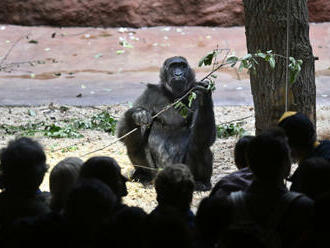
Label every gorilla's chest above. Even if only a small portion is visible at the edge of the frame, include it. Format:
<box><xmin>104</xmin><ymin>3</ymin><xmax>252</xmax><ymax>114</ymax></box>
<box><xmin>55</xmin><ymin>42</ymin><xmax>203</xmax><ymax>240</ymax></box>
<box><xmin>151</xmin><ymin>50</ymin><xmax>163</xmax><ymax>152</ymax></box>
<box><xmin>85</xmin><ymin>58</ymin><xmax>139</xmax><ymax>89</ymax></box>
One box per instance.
<box><xmin>147</xmin><ymin>112</ymin><xmax>192</xmax><ymax>166</ymax></box>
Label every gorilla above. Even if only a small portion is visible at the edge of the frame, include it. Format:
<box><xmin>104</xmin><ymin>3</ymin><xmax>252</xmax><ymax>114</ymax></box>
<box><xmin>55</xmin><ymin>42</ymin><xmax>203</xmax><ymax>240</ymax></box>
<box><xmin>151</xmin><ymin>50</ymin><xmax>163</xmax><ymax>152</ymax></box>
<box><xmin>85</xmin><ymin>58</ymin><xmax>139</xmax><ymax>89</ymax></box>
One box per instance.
<box><xmin>117</xmin><ymin>56</ymin><xmax>216</xmax><ymax>190</ymax></box>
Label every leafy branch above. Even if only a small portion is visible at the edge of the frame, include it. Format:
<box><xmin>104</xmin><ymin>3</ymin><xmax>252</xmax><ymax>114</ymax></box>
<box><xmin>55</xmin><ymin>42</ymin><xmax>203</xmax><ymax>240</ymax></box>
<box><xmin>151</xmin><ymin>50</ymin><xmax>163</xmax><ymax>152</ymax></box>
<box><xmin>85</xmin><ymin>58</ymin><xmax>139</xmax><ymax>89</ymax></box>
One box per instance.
<box><xmin>0</xmin><ymin>111</ymin><xmax>117</xmax><ymax>139</ymax></box>
<box><xmin>199</xmin><ymin>49</ymin><xmax>303</xmax><ymax>85</ymax></box>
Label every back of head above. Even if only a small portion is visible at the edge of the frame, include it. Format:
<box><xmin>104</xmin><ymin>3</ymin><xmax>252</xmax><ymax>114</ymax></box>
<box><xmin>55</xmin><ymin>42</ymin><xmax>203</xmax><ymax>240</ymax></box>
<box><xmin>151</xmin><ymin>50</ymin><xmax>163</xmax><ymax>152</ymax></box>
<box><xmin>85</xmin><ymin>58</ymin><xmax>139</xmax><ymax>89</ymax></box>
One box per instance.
<box><xmin>79</xmin><ymin>156</ymin><xmax>128</xmax><ymax>198</ymax></box>
<box><xmin>246</xmin><ymin>128</ymin><xmax>291</xmax><ymax>183</ymax></box>
<box><xmin>278</xmin><ymin>112</ymin><xmax>316</xmax><ymax>160</ymax></box>
<box><xmin>0</xmin><ymin>137</ymin><xmax>47</xmax><ymax>193</ymax></box>
<box><xmin>49</xmin><ymin>157</ymin><xmax>83</xmax><ymax>212</ymax></box>
<box><xmin>155</xmin><ymin>163</ymin><xmax>194</xmax><ymax>211</ymax></box>
<box><xmin>64</xmin><ymin>178</ymin><xmax>117</xmax><ymax>228</ymax></box>
<box><xmin>234</xmin><ymin>135</ymin><xmax>254</xmax><ymax>169</ymax></box>
<box><xmin>300</xmin><ymin>157</ymin><xmax>330</xmax><ymax>200</ymax></box>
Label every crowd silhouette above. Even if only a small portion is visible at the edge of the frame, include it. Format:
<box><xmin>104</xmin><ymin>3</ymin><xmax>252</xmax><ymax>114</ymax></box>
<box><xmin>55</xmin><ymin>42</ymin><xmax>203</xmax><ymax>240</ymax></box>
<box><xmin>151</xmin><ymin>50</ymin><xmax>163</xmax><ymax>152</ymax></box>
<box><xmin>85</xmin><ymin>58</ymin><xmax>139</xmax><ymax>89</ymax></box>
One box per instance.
<box><xmin>0</xmin><ymin>112</ymin><xmax>329</xmax><ymax>248</ymax></box>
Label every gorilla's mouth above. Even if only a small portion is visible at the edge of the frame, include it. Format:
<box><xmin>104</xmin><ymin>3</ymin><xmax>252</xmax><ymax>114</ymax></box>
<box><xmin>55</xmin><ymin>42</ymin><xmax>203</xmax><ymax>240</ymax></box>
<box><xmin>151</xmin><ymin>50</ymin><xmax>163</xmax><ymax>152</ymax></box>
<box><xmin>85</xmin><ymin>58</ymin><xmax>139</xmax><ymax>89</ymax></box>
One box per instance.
<box><xmin>171</xmin><ymin>78</ymin><xmax>188</xmax><ymax>97</ymax></box>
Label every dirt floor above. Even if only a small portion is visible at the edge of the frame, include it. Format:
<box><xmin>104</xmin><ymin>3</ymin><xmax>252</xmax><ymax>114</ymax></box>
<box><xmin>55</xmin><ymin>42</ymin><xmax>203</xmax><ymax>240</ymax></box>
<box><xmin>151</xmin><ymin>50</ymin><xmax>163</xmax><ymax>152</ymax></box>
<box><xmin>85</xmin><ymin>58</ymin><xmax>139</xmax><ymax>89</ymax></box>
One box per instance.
<box><xmin>1</xmin><ymin>104</ymin><xmax>330</xmax><ymax>213</ymax></box>
<box><xmin>0</xmin><ymin>23</ymin><xmax>329</xmax><ymax>106</ymax></box>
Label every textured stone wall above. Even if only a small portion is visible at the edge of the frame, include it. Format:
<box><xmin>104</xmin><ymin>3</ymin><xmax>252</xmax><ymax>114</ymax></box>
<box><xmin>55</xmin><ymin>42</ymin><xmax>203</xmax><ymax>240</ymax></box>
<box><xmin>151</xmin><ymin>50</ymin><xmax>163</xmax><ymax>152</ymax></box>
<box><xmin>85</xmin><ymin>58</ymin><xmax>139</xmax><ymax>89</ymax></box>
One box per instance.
<box><xmin>0</xmin><ymin>0</ymin><xmax>328</xmax><ymax>27</ymax></box>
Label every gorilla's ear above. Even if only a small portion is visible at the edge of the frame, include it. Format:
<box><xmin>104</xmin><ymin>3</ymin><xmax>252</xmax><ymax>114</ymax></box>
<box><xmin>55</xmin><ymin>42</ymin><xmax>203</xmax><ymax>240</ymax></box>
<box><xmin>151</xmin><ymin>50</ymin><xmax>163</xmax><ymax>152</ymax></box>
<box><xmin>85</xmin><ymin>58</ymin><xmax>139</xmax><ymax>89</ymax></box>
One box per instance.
<box><xmin>159</xmin><ymin>61</ymin><xmax>168</xmax><ymax>83</ymax></box>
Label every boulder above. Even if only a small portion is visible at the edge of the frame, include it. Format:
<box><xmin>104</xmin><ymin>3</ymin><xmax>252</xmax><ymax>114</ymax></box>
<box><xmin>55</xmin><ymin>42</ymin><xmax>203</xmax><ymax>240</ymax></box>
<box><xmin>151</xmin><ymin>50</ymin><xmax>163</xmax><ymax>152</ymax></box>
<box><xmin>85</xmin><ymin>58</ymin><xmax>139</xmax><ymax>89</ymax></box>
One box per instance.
<box><xmin>0</xmin><ymin>0</ymin><xmax>328</xmax><ymax>27</ymax></box>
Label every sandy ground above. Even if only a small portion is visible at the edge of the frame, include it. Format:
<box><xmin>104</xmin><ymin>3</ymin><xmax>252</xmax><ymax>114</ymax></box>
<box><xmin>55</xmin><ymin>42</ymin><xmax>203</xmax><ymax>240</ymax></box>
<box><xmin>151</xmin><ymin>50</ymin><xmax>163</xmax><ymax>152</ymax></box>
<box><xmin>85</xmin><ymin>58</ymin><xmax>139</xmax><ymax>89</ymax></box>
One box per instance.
<box><xmin>1</xmin><ymin>104</ymin><xmax>330</xmax><ymax>213</ymax></box>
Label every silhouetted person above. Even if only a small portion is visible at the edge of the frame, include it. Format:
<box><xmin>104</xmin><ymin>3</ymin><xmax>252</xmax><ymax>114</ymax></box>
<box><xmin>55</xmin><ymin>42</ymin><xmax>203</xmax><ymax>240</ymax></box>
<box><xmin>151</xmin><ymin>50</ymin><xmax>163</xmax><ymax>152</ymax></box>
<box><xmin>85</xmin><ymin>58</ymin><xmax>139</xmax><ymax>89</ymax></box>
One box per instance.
<box><xmin>314</xmin><ymin>192</ymin><xmax>330</xmax><ymax>248</ymax></box>
<box><xmin>49</xmin><ymin>157</ymin><xmax>83</xmax><ymax>213</ymax></box>
<box><xmin>299</xmin><ymin>157</ymin><xmax>330</xmax><ymax>200</ymax></box>
<box><xmin>145</xmin><ymin>206</ymin><xmax>193</xmax><ymax>248</ymax></box>
<box><xmin>79</xmin><ymin>156</ymin><xmax>128</xmax><ymax>200</ymax></box>
<box><xmin>278</xmin><ymin>111</ymin><xmax>330</xmax><ymax>191</ymax></box>
<box><xmin>223</xmin><ymin>128</ymin><xmax>314</xmax><ymax>248</ymax></box>
<box><xmin>195</xmin><ymin>195</ymin><xmax>232</xmax><ymax>248</ymax></box>
<box><xmin>109</xmin><ymin>206</ymin><xmax>147</xmax><ymax>248</ymax></box>
<box><xmin>0</xmin><ymin>137</ymin><xmax>50</xmax><ymax>234</ymax></box>
<box><xmin>210</xmin><ymin>135</ymin><xmax>254</xmax><ymax>198</ymax></box>
<box><xmin>63</xmin><ymin>178</ymin><xmax>118</xmax><ymax>247</ymax></box>
<box><xmin>152</xmin><ymin>163</ymin><xmax>195</xmax><ymax>228</ymax></box>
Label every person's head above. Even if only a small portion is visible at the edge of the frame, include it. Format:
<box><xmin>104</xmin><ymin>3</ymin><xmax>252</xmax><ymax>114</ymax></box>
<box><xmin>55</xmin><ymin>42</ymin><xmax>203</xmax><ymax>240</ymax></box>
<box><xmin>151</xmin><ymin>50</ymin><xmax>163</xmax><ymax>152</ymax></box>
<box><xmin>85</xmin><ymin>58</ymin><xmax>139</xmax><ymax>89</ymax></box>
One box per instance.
<box><xmin>0</xmin><ymin>137</ymin><xmax>48</xmax><ymax>193</ymax></box>
<box><xmin>300</xmin><ymin>157</ymin><xmax>330</xmax><ymax>200</ymax></box>
<box><xmin>278</xmin><ymin>112</ymin><xmax>316</xmax><ymax>162</ymax></box>
<box><xmin>145</xmin><ymin>206</ymin><xmax>193</xmax><ymax>248</ymax></box>
<box><xmin>246</xmin><ymin>128</ymin><xmax>291</xmax><ymax>184</ymax></box>
<box><xmin>155</xmin><ymin>164</ymin><xmax>194</xmax><ymax>211</ymax></box>
<box><xmin>79</xmin><ymin>156</ymin><xmax>128</xmax><ymax>199</ymax></box>
<box><xmin>64</xmin><ymin>178</ymin><xmax>117</xmax><ymax>235</ymax></box>
<box><xmin>234</xmin><ymin>135</ymin><xmax>254</xmax><ymax>169</ymax></box>
<box><xmin>49</xmin><ymin>157</ymin><xmax>83</xmax><ymax>212</ymax></box>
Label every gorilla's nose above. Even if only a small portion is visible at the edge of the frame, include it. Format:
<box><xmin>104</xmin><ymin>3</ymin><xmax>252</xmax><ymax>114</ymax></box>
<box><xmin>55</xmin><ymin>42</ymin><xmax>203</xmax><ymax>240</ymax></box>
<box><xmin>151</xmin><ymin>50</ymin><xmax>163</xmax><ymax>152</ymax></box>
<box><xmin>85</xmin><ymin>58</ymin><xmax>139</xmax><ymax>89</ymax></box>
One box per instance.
<box><xmin>174</xmin><ymin>69</ymin><xmax>183</xmax><ymax>77</ymax></box>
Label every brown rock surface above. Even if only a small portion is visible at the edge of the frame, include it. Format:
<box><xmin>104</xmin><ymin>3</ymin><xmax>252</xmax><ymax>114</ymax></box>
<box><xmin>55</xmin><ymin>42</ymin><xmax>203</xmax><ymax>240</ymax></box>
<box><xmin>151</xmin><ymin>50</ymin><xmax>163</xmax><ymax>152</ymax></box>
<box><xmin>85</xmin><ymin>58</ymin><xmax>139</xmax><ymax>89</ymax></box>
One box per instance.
<box><xmin>1</xmin><ymin>0</ymin><xmax>329</xmax><ymax>28</ymax></box>
<box><xmin>308</xmin><ymin>0</ymin><xmax>330</xmax><ymax>23</ymax></box>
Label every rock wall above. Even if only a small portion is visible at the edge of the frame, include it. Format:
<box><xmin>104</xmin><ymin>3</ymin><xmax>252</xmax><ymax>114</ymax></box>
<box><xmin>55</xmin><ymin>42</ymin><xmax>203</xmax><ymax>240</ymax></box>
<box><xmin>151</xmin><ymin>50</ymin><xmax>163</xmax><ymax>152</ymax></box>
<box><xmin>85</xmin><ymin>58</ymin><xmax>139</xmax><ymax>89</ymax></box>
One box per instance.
<box><xmin>0</xmin><ymin>0</ymin><xmax>328</xmax><ymax>27</ymax></box>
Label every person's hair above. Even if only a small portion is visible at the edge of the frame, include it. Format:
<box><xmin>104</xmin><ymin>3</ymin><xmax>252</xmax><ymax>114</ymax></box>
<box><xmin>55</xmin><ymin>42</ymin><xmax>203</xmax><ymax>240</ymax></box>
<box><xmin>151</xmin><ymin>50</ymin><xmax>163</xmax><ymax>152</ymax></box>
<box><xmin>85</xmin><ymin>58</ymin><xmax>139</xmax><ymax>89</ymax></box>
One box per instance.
<box><xmin>234</xmin><ymin>135</ymin><xmax>254</xmax><ymax>169</ymax></box>
<box><xmin>79</xmin><ymin>156</ymin><xmax>128</xmax><ymax>198</ymax></box>
<box><xmin>155</xmin><ymin>164</ymin><xmax>195</xmax><ymax>211</ymax></box>
<box><xmin>300</xmin><ymin>157</ymin><xmax>330</xmax><ymax>200</ymax></box>
<box><xmin>64</xmin><ymin>178</ymin><xmax>117</xmax><ymax>226</ymax></box>
<box><xmin>49</xmin><ymin>157</ymin><xmax>83</xmax><ymax>212</ymax></box>
<box><xmin>278</xmin><ymin>112</ymin><xmax>316</xmax><ymax>159</ymax></box>
<box><xmin>0</xmin><ymin>137</ymin><xmax>48</xmax><ymax>192</ymax></box>
<box><xmin>246</xmin><ymin>128</ymin><xmax>291</xmax><ymax>182</ymax></box>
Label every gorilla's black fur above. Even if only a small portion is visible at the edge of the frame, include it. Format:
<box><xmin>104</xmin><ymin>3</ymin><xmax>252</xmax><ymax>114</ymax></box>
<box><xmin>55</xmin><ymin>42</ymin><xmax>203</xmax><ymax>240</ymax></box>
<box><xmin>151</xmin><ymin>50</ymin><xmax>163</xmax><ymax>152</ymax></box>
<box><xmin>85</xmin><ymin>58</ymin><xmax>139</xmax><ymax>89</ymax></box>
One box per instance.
<box><xmin>117</xmin><ymin>56</ymin><xmax>216</xmax><ymax>190</ymax></box>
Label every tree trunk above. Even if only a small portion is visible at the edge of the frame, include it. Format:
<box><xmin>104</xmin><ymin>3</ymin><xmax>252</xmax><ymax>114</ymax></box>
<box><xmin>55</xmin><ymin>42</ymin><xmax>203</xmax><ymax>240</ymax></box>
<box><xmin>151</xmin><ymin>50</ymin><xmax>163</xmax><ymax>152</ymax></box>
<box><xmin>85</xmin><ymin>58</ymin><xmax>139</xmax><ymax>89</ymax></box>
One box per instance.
<box><xmin>243</xmin><ymin>0</ymin><xmax>316</xmax><ymax>134</ymax></box>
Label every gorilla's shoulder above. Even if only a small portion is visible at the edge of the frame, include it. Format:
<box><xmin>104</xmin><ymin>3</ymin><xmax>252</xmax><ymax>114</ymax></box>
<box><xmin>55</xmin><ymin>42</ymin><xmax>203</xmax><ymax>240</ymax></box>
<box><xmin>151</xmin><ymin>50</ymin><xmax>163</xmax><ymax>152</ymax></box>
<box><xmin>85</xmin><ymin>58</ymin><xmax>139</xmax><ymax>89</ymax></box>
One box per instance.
<box><xmin>142</xmin><ymin>84</ymin><xmax>164</xmax><ymax>97</ymax></box>
<box><xmin>146</xmin><ymin>83</ymin><xmax>162</xmax><ymax>92</ymax></box>
<box><xmin>136</xmin><ymin>83</ymin><xmax>170</xmax><ymax>106</ymax></box>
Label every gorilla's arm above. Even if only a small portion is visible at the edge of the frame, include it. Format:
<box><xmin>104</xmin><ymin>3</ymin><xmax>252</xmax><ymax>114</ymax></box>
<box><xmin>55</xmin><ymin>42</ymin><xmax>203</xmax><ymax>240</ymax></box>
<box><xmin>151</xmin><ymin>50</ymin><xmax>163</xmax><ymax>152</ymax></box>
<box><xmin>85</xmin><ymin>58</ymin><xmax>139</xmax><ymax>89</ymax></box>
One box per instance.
<box><xmin>189</xmin><ymin>85</ymin><xmax>216</xmax><ymax>148</ymax></box>
<box><xmin>116</xmin><ymin>87</ymin><xmax>156</xmax><ymax>167</ymax></box>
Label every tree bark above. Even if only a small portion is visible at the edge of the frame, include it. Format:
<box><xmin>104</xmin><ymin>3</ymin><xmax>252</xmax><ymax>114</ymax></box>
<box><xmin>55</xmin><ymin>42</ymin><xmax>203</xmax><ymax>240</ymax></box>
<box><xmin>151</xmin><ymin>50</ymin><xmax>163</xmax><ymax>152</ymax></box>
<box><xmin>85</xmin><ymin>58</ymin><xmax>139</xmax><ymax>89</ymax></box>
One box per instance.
<box><xmin>243</xmin><ymin>0</ymin><xmax>316</xmax><ymax>134</ymax></box>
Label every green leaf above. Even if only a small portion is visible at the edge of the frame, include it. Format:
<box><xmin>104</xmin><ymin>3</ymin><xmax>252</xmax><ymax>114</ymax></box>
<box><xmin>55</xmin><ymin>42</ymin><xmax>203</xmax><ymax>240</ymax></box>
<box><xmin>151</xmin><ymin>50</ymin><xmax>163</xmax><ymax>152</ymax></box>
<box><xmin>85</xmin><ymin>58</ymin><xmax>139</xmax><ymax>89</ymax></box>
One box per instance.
<box><xmin>226</xmin><ymin>55</ymin><xmax>239</xmax><ymax>67</ymax></box>
<box><xmin>242</xmin><ymin>54</ymin><xmax>252</xmax><ymax>60</ymax></box>
<box><xmin>199</xmin><ymin>51</ymin><xmax>216</xmax><ymax>67</ymax></box>
<box><xmin>116</xmin><ymin>50</ymin><xmax>125</xmax><ymax>55</ymax></box>
<box><xmin>175</xmin><ymin>102</ymin><xmax>189</xmax><ymax>118</ymax></box>
<box><xmin>28</xmin><ymin>109</ymin><xmax>36</xmax><ymax>117</ymax></box>
<box><xmin>216</xmin><ymin>123</ymin><xmax>246</xmax><ymax>139</ymax></box>
<box><xmin>268</xmin><ymin>56</ymin><xmax>276</xmax><ymax>69</ymax></box>
<box><xmin>120</xmin><ymin>40</ymin><xmax>134</xmax><ymax>48</ymax></box>
<box><xmin>188</xmin><ymin>92</ymin><xmax>197</xmax><ymax>108</ymax></box>
<box><xmin>256</xmin><ymin>52</ymin><xmax>266</xmax><ymax>59</ymax></box>
<box><xmin>28</xmin><ymin>40</ymin><xmax>38</xmax><ymax>44</ymax></box>
<box><xmin>94</xmin><ymin>53</ymin><xmax>103</xmax><ymax>59</ymax></box>
<box><xmin>238</xmin><ymin>62</ymin><xmax>245</xmax><ymax>72</ymax></box>
<box><xmin>207</xmin><ymin>81</ymin><xmax>216</xmax><ymax>91</ymax></box>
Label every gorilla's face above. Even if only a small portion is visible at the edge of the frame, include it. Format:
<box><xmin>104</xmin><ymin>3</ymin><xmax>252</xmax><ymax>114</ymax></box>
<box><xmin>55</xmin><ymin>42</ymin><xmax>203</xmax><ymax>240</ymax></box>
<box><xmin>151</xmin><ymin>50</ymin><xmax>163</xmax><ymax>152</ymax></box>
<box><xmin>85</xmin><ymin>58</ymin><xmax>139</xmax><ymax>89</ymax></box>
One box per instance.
<box><xmin>160</xmin><ymin>56</ymin><xmax>195</xmax><ymax>98</ymax></box>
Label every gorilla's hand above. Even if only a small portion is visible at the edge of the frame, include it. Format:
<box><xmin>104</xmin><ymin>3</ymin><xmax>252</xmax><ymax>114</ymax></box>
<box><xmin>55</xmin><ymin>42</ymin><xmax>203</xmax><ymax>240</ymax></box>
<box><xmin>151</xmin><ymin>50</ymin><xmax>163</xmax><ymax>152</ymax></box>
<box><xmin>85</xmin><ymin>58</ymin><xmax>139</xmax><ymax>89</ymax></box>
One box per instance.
<box><xmin>132</xmin><ymin>108</ymin><xmax>153</xmax><ymax>126</ymax></box>
<box><xmin>193</xmin><ymin>81</ymin><xmax>212</xmax><ymax>106</ymax></box>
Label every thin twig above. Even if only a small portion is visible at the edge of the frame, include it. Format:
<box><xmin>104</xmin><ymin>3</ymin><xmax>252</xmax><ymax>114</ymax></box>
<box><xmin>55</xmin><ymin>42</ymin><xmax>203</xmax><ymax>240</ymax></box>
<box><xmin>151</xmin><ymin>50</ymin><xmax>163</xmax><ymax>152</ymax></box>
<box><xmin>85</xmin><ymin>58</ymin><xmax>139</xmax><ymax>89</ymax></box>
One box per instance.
<box><xmin>218</xmin><ymin>115</ymin><xmax>253</xmax><ymax>125</ymax></box>
<box><xmin>0</xmin><ymin>34</ymin><xmax>28</xmax><ymax>66</ymax></box>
